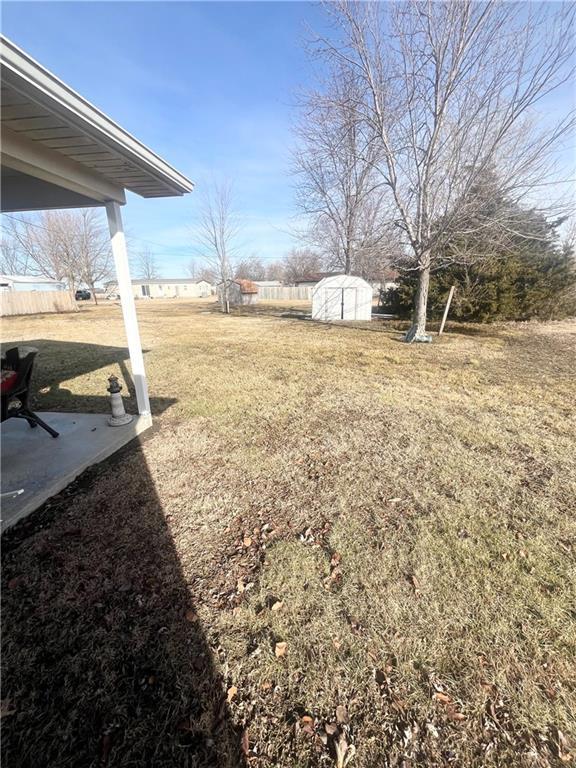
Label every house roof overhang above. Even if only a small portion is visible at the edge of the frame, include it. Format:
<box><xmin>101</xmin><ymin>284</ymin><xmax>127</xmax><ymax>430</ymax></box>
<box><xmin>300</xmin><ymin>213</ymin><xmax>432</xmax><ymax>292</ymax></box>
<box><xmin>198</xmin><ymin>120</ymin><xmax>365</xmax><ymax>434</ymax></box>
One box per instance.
<box><xmin>1</xmin><ymin>35</ymin><xmax>194</xmax><ymax>212</ymax></box>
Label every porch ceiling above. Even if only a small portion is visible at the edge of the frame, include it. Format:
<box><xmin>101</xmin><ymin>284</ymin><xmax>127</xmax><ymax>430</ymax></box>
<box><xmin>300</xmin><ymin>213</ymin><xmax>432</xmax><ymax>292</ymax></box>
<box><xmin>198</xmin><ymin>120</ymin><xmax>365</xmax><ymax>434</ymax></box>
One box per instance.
<box><xmin>1</xmin><ymin>35</ymin><xmax>194</xmax><ymax>212</ymax></box>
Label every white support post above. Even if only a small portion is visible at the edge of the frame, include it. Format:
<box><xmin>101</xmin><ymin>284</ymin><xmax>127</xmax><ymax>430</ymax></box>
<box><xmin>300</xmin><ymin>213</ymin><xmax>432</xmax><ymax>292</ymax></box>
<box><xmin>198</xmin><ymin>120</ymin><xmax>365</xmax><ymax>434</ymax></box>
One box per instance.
<box><xmin>106</xmin><ymin>201</ymin><xmax>151</xmax><ymax>419</ymax></box>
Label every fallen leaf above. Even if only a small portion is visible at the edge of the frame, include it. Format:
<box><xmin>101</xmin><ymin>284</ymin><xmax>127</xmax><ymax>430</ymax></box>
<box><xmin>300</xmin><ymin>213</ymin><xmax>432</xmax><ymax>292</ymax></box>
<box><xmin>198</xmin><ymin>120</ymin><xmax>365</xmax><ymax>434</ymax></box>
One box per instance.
<box><xmin>300</xmin><ymin>714</ymin><xmax>315</xmax><ymax>735</ymax></box>
<box><xmin>434</xmin><ymin>691</ymin><xmax>452</xmax><ymax>704</ymax></box>
<box><xmin>330</xmin><ymin>552</ymin><xmax>342</xmax><ymax>568</ymax></box>
<box><xmin>261</xmin><ymin>680</ymin><xmax>273</xmax><ymax>690</ymax></box>
<box><xmin>185</xmin><ymin>609</ymin><xmax>197</xmax><ymax>623</ymax></box>
<box><xmin>243</xmin><ymin>536</ymin><xmax>252</xmax><ymax>548</ymax></box>
<box><xmin>227</xmin><ymin>685</ymin><xmax>238</xmax><ymax>703</ymax></box>
<box><xmin>271</xmin><ymin>600</ymin><xmax>284</xmax><ymax>612</ymax></box>
<box><xmin>336</xmin><ymin>705</ymin><xmax>348</xmax><ymax>724</ymax></box>
<box><xmin>275</xmin><ymin>641</ymin><xmax>287</xmax><ymax>658</ymax></box>
<box><xmin>480</xmin><ymin>679</ymin><xmax>497</xmax><ymax>697</ymax></box>
<box><xmin>236</xmin><ymin>578</ymin><xmax>245</xmax><ymax>594</ymax></box>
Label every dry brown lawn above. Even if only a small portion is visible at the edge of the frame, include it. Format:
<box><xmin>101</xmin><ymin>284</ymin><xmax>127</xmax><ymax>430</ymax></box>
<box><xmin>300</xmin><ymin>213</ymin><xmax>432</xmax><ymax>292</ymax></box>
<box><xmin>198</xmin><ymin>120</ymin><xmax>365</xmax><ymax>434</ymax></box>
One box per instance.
<box><xmin>2</xmin><ymin>299</ymin><xmax>575</xmax><ymax>767</ymax></box>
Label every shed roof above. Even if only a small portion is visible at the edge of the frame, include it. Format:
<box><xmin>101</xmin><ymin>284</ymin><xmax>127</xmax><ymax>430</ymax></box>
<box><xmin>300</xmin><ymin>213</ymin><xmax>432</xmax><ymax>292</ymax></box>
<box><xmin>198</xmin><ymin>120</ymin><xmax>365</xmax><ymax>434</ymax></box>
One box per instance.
<box><xmin>217</xmin><ymin>279</ymin><xmax>259</xmax><ymax>294</ymax></box>
<box><xmin>314</xmin><ymin>274</ymin><xmax>373</xmax><ymax>291</ymax></box>
<box><xmin>1</xmin><ymin>36</ymin><xmax>194</xmax><ymax>206</ymax></box>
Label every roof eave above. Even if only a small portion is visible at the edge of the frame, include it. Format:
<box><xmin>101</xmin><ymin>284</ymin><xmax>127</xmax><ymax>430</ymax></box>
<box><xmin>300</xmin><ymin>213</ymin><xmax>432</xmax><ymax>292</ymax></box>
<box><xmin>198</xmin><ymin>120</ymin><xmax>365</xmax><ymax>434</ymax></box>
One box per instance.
<box><xmin>0</xmin><ymin>36</ymin><xmax>194</xmax><ymax>198</ymax></box>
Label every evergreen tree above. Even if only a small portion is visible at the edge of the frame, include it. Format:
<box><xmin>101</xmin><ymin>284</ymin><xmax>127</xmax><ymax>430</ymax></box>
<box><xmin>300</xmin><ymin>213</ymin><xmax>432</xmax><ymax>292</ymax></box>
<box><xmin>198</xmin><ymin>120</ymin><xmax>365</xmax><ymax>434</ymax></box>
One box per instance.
<box><xmin>383</xmin><ymin>178</ymin><xmax>576</xmax><ymax>323</ymax></box>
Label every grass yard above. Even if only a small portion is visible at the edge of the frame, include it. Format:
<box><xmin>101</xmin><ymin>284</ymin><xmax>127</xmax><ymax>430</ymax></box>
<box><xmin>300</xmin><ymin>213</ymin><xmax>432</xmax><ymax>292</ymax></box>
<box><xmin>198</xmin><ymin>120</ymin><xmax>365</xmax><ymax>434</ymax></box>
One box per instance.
<box><xmin>2</xmin><ymin>299</ymin><xmax>575</xmax><ymax>767</ymax></box>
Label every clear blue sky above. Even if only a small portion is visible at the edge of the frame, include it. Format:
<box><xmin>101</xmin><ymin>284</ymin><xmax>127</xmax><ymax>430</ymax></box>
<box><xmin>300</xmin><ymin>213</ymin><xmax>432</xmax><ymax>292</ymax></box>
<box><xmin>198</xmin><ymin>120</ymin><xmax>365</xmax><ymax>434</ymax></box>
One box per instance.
<box><xmin>2</xmin><ymin>1</ymin><xmax>328</xmax><ymax>276</ymax></box>
<box><xmin>2</xmin><ymin>2</ymin><xmax>573</xmax><ymax>277</ymax></box>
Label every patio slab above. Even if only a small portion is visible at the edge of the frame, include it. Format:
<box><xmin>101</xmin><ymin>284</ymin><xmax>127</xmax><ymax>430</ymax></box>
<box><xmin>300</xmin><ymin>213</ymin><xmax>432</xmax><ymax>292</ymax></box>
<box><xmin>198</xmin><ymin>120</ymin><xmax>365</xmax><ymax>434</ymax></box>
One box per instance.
<box><xmin>1</xmin><ymin>411</ymin><xmax>151</xmax><ymax>532</ymax></box>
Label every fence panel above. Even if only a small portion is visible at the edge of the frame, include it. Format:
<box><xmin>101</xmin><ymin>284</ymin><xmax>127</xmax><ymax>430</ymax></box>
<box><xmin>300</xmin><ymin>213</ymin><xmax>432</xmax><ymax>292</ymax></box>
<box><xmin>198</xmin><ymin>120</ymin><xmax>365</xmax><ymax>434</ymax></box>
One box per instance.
<box><xmin>0</xmin><ymin>290</ymin><xmax>77</xmax><ymax>317</ymax></box>
<box><xmin>257</xmin><ymin>286</ymin><xmax>312</xmax><ymax>301</ymax></box>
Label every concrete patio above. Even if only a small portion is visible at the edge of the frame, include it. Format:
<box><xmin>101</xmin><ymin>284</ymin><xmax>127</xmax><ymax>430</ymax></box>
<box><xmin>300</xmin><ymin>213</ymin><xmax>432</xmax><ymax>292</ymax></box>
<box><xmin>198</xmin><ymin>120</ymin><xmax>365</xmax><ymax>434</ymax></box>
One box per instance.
<box><xmin>1</xmin><ymin>411</ymin><xmax>151</xmax><ymax>532</ymax></box>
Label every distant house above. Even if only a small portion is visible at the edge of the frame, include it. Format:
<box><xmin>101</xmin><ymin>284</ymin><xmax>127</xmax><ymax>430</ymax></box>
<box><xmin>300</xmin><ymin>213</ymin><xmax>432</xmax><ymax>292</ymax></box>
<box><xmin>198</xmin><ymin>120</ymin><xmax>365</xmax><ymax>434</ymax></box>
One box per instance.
<box><xmin>105</xmin><ymin>278</ymin><xmax>212</xmax><ymax>299</ymax></box>
<box><xmin>253</xmin><ymin>280</ymin><xmax>283</xmax><ymax>288</ymax></box>
<box><xmin>217</xmin><ymin>279</ymin><xmax>258</xmax><ymax>306</ymax></box>
<box><xmin>0</xmin><ymin>274</ymin><xmax>66</xmax><ymax>292</ymax></box>
<box><xmin>293</xmin><ymin>272</ymin><xmax>340</xmax><ymax>288</ymax></box>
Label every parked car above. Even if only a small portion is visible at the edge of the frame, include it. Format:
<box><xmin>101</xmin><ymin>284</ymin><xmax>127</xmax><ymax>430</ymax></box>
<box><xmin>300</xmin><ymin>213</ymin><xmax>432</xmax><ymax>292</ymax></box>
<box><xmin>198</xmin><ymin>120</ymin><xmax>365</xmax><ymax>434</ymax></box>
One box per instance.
<box><xmin>106</xmin><ymin>292</ymin><xmax>121</xmax><ymax>301</ymax></box>
<box><xmin>75</xmin><ymin>289</ymin><xmax>91</xmax><ymax>301</ymax></box>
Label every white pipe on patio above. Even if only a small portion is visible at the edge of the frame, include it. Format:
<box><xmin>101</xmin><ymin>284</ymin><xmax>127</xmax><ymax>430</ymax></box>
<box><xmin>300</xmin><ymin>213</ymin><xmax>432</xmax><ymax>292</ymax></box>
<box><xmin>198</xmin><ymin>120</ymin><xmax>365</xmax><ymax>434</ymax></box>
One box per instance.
<box><xmin>105</xmin><ymin>201</ymin><xmax>151</xmax><ymax>418</ymax></box>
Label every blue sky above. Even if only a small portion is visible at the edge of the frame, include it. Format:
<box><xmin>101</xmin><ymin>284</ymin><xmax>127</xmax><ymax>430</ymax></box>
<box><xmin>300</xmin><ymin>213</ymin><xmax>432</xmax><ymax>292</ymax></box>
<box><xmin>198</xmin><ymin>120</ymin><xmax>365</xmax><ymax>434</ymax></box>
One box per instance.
<box><xmin>2</xmin><ymin>2</ymin><xmax>574</xmax><ymax>277</ymax></box>
<box><xmin>2</xmin><ymin>1</ymin><xmax>329</xmax><ymax>275</ymax></box>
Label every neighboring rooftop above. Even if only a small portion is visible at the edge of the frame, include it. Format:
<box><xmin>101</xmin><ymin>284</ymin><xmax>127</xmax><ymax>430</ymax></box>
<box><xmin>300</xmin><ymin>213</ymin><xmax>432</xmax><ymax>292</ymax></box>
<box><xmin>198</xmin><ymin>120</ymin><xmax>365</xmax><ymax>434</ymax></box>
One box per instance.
<box><xmin>106</xmin><ymin>278</ymin><xmax>212</xmax><ymax>286</ymax></box>
<box><xmin>295</xmin><ymin>272</ymin><xmax>342</xmax><ymax>283</ymax></box>
<box><xmin>0</xmin><ymin>273</ymin><xmax>64</xmax><ymax>284</ymax></box>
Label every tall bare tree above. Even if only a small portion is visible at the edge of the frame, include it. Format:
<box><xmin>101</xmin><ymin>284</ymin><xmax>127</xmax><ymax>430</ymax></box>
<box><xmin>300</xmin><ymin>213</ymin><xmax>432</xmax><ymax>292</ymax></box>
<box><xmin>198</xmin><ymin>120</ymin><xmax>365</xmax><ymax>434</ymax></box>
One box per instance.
<box><xmin>282</xmin><ymin>247</ymin><xmax>324</xmax><ymax>283</ymax></box>
<box><xmin>194</xmin><ymin>180</ymin><xmax>240</xmax><ymax>313</ymax></box>
<box><xmin>134</xmin><ymin>248</ymin><xmax>159</xmax><ymax>281</ymax></box>
<box><xmin>266</xmin><ymin>260</ymin><xmax>285</xmax><ymax>282</ymax></box>
<box><xmin>315</xmin><ymin>1</ymin><xmax>575</xmax><ymax>340</ymax></box>
<box><xmin>293</xmin><ymin>66</ymin><xmax>391</xmax><ymax>275</ymax></box>
<box><xmin>234</xmin><ymin>255</ymin><xmax>266</xmax><ymax>281</ymax></box>
<box><xmin>75</xmin><ymin>209</ymin><xmax>113</xmax><ymax>303</ymax></box>
<box><xmin>0</xmin><ymin>235</ymin><xmax>24</xmax><ymax>275</ymax></box>
<box><xmin>3</xmin><ymin>210</ymin><xmax>110</xmax><ymax>301</ymax></box>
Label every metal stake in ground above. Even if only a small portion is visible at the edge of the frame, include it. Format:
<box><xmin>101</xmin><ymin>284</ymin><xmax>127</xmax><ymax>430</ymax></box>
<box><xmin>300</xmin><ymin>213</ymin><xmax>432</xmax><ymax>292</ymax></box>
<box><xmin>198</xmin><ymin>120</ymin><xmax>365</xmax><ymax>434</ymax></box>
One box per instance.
<box><xmin>107</xmin><ymin>375</ymin><xmax>133</xmax><ymax>426</ymax></box>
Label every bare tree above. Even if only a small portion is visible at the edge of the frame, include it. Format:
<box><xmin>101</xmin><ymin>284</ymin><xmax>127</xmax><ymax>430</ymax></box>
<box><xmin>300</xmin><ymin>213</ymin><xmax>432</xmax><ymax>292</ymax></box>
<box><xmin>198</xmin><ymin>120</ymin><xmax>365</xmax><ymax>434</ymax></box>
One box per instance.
<box><xmin>282</xmin><ymin>248</ymin><xmax>324</xmax><ymax>284</ymax></box>
<box><xmin>0</xmin><ymin>235</ymin><xmax>24</xmax><ymax>274</ymax></box>
<box><xmin>315</xmin><ymin>1</ymin><xmax>575</xmax><ymax>340</ymax></box>
<box><xmin>194</xmin><ymin>180</ymin><xmax>240</xmax><ymax>313</ymax></box>
<box><xmin>234</xmin><ymin>255</ymin><xmax>266</xmax><ymax>281</ymax></box>
<box><xmin>293</xmin><ymin>65</ymin><xmax>392</xmax><ymax>276</ymax></box>
<box><xmin>134</xmin><ymin>248</ymin><xmax>159</xmax><ymax>281</ymax></box>
<box><xmin>75</xmin><ymin>210</ymin><xmax>113</xmax><ymax>303</ymax></box>
<box><xmin>3</xmin><ymin>210</ymin><xmax>104</xmax><ymax>301</ymax></box>
<box><xmin>186</xmin><ymin>258</ymin><xmax>198</xmax><ymax>280</ymax></box>
<box><xmin>266</xmin><ymin>260</ymin><xmax>285</xmax><ymax>282</ymax></box>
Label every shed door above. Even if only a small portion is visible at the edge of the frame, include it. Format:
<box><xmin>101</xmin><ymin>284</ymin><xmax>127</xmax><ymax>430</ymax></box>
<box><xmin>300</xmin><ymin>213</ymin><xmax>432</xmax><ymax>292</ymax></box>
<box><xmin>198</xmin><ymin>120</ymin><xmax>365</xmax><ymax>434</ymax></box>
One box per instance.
<box><xmin>342</xmin><ymin>288</ymin><xmax>358</xmax><ymax>320</ymax></box>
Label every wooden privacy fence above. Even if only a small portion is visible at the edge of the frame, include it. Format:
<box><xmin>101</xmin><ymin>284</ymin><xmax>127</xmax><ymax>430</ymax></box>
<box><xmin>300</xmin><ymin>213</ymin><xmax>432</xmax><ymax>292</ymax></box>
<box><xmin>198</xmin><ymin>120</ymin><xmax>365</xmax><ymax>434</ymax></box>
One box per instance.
<box><xmin>0</xmin><ymin>290</ymin><xmax>77</xmax><ymax>317</ymax></box>
<box><xmin>257</xmin><ymin>286</ymin><xmax>313</xmax><ymax>301</ymax></box>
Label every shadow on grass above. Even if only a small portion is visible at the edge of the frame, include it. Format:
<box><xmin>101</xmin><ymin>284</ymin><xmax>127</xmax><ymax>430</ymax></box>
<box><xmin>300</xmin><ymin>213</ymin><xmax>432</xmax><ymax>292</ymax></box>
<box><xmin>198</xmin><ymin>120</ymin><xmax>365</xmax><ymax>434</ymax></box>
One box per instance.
<box><xmin>1</xmin><ymin>435</ymin><xmax>247</xmax><ymax>768</ymax></box>
<box><xmin>0</xmin><ymin>339</ymin><xmax>175</xmax><ymax>416</ymax></box>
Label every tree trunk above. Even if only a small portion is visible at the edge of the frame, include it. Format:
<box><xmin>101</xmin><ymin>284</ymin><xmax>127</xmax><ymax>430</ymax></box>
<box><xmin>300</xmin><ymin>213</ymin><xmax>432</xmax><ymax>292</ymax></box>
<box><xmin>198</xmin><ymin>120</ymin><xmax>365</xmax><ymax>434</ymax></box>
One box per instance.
<box><xmin>405</xmin><ymin>263</ymin><xmax>432</xmax><ymax>342</ymax></box>
<box><xmin>344</xmin><ymin>247</ymin><xmax>351</xmax><ymax>275</ymax></box>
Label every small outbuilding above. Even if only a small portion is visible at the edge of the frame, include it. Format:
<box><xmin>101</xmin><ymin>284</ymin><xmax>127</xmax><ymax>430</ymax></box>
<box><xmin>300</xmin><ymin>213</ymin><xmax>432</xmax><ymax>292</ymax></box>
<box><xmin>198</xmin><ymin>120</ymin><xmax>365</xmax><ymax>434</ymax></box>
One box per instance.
<box><xmin>312</xmin><ymin>274</ymin><xmax>373</xmax><ymax>322</ymax></box>
<box><xmin>217</xmin><ymin>279</ymin><xmax>258</xmax><ymax>307</ymax></box>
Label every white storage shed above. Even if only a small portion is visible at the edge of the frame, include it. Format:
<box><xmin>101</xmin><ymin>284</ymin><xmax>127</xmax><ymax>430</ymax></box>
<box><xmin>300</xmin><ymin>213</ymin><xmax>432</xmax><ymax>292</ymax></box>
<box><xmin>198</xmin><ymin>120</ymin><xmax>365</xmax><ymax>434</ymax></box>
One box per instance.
<box><xmin>312</xmin><ymin>274</ymin><xmax>373</xmax><ymax>322</ymax></box>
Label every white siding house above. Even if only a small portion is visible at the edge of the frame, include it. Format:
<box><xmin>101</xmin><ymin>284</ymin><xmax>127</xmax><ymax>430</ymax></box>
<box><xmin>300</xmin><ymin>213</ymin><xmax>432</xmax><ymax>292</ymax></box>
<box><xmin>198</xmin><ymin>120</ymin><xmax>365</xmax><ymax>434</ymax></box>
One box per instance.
<box><xmin>0</xmin><ymin>274</ymin><xmax>65</xmax><ymax>292</ymax></box>
<box><xmin>312</xmin><ymin>274</ymin><xmax>373</xmax><ymax>322</ymax></box>
<box><xmin>106</xmin><ymin>278</ymin><xmax>212</xmax><ymax>299</ymax></box>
